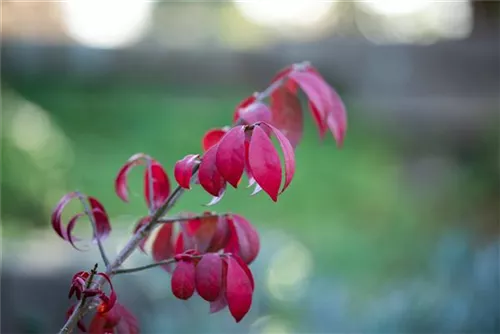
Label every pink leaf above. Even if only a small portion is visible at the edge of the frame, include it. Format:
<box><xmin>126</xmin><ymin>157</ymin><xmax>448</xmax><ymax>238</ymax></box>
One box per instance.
<box><xmin>215</xmin><ymin>126</ymin><xmax>246</xmax><ymax>188</ymax></box>
<box><xmin>226</xmin><ymin>256</ymin><xmax>253</xmax><ymax>322</ymax></box>
<box><xmin>209</xmin><ymin>259</ymin><xmax>228</xmax><ymax>313</ymax></box>
<box><xmin>248</xmin><ymin>125</ymin><xmax>282</xmax><ymax>202</ymax></box>
<box><xmin>202</xmin><ymin>128</ymin><xmax>227</xmax><ymax>152</ymax></box>
<box><xmin>144</xmin><ymin>160</ymin><xmax>170</xmax><ymax>211</ymax></box>
<box><xmin>171</xmin><ymin>261</ymin><xmax>196</xmax><ymax>300</ymax></box>
<box><xmin>260</xmin><ymin>123</ymin><xmax>296</xmax><ymax>194</ymax></box>
<box><xmin>234</xmin><ymin>96</ymin><xmax>272</xmax><ymax>125</ymax></box>
<box><xmin>195</xmin><ymin>253</ymin><xmax>223</xmax><ymax>302</ymax></box>
<box><xmin>66</xmin><ymin>213</ymin><xmax>86</xmax><ymax>251</ymax></box>
<box><xmin>152</xmin><ymin>224</ymin><xmax>174</xmax><ymax>271</ymax></box>
<box><xmin>114</xmin><ymin>153</ymin><xmax>146</xmax><ymax>203</ymax></box>
<box><xmin>174</xmin><ymin>154</ymin><xmax>199</xmax><ymax>189</ymax></box>
<box><xmin>225</xmin><ymin>214</ymin><xmax>260</xmax><ymax>264</ymax></box>
<box><xmin>198</xmin><ymin>145</ymin><xmax>226</xmax><ymax>197</ymax></box>
<box><xmin>270</xmin><ymin>85</ymin><xmax>304</xmax><ymax>148</ymax></box>
<box><xmin>96</xmin><ymin>273</ymin><xmax>117</xmax><ymax>314</ymax></box>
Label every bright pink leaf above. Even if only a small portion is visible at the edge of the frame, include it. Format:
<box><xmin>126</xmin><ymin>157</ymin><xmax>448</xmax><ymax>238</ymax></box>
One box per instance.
<box><xmin>226</xmin><ymin>256</ymin><xmax>253</xmax><ymax>322</ymax></box>
<box><xmin>171</xmin><ymin>261</ymin><xmax>196</xmax><ymax>300</ymax></box>
<box><xmin>195</xmin><ymin>253</ymin><xmax>223</xmax><ymax>302</ymax></box>
<box><xmin>234</xmin><ymin>96</ymin><xmax>271</xmax><ymax>125</ymax></box>
<box><xmin>270</xmin><ymin>85</ymin><xmax>303</xmax><ymax>148</ymax></box>
<box><xmin>215</xmin><ymin>126</ymin><xmax>246</xmax><ymax>188</ymax></box>
<box><xmin>152</xmin><ymin>224</ymin><xmax>174</xmax><ymax>271</ymax></box>
<box><xmin>174</xmin><ymin>154</ymin><xmax>199</xmax><ymax>189</ymax></box>
<box><xmin>225</xmin><ymin>214</ymin><xmax>260</xmax><ymax>264</ymax></box>
<box><xmin>248</xmin><ymin>125</ymin><xmax>282</xmax><ymax>202</ymax></box>
<box><xmin>198</xmin><ymin>145</ymin><xmax>226</xmax><ymax>197</ymax></box>
<box><xmin>260</xmin><ymin>123</ymin><xmax>295</xmax><ymax>194</ymax></box>
<box><xmin>88</xmin><ymin>196</ymin><xmax>111</xmax><ymax>241</ymax></box>
<box><xmin>144</xmin><ymin>160</ymin><xmax>170</xmax><ymax>211</ymax></box>
<box><xmin>51</xmin><ymin>192</ymin><xmax>78</xmax><ymax>239</ymax></box>
<box><xmin>202</xmin><ymin>128</ymin><xmax>227</xmax><ymax>152</ymax></box>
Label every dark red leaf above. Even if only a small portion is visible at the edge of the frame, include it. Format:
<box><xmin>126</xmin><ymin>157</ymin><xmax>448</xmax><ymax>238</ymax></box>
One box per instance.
<box><xmin>198</xmin><ymin>145</ymin><xmax>226</xmax><ymax>197</ymax></box>
<box><xmin>152</xmin><ymin>224</ymin><xmax>174</xmax><ymax>271</ymax></box>
<box><xmin>89</xmin><ymin>303</ymin><xmax>139</xmax><ymax>334</ymax></box>
<box><xmin>248</xmin><ymin>125</ymin><xmax>282</xmax><ymax>202</ymax></box>
<box><xmin>202</xmin><ymin>128</ymin><xmax>228</xmax><ymax>152</ymax></box>
<box><xmin>114</xmin><ymin>153</ymin><xmax>146</xmax><ymax>203</ymax></box>
<box><xmin>270</xmin><ymin>85</ymin><xmax>304</xmax><ymax>148</ymax></box>
<box><xmin>260</xmin><ymin>123</ymin><xmax>295</xmax><ymax>194</ymax></box>
<box><xmin>174</xmin><ymin>154</ymin><xmax>199</xmax><ymax>189</ymax></box>
<box><xmin>88</xmin><ymin>197</ymin><xmax>111</xmax><ymax>242</ymax></box>
<box><xmin>225</xmin><ymin>214</ymin><xmax>260</xmax><ymax>264</ymax></box>
<box><xmin>171</xmin><ymin>261</ymin><xmax>196</xmax><ymax>300</ymax></box>
<box><xmin>195</xmin><ymin>253</ymin><xmax>223</xmax><ymax>302</ymax></box>
<box><xmin>96</xmin><ymin>273</ymin><xmax>117</xmax><ymax>314</ymax></box>
<box><xmin>144</xmin><ymin>160</ymin><xmax>170</xmax><ymax>211</ymax></box>
<box><xmin>226</xmin><ymin>256</ymin><xmax>253</xmax><ymax>322</ymax></box>
<box><xmin>215</xmin><ymin>126</ymin><xmax>246</xmax><ymax>188</ymax></box>
<box><xmin>51</xmin><ymin>192</ymin><xmax>78</xmax><ymax>239</ymax></box>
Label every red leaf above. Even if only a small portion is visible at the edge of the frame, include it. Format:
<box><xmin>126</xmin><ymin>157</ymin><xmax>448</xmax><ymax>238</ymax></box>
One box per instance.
<box><xmin>270</xmin><ymin>65</ymin><xmax>299</xmax><ymax>92</ymax></box>
<box><xmin>51</xmin><ymin>192</ymin><xmax>78</xmax><ymax>239</ymax></box>
<box><xmin>68</xmin><ymin>271</ymin><xmax>90</xmax><ymax>300</ymax></box>
<box><xmin>195</xmin><ymin>253</ymin><xmax>223</xmax><ymax>302</ymax></box>
<box><xmin>260</xmin><ymin>123</ymin><xmax>295</xmax><ymax>194</ymax></box>
<box><xmin>202</xmin><ymin>128</ymin><xmax>227</xmax><ymax>152</ymax></box>
<box><xmin>96</xmin><ymin>273</ymin><xmax>117</xmax><ymax>314</ymax></box>
<box><xmin>114</xmin><ymin>153</ymin><xmax>146</xmax><ymax>203</ymax></box>
<box><xmin>171</xmin><ymin>261</ymin><xmax>196</xmax><ymax>300</ymax></box>
<box><xmin>209</xmin><ymin>259</ymin><xmax>228</xmax><ymax>313</ymax></box>
<box><xmin>152</xmin><ymin>224</ymin><xmax>174</xmax><ymax>271</ymax></box>
<box><xmin>234</xmin><ymin>96</ymin><xmax>271</xmax><ymax>125</ymax></box>
<box><xmin>270</xmin><ymin>85</ymin><xmax>304</xmax><ymax>148</ymax></box>
<box><xmin>89</xmin><ymin>303</ymin><xmax>139</xmax><ymax>334</ymax></box>
<box><xmin>174</xmin><ymin>154</ymin><xmax>199</xmax><ymax>189</ymax></box>
<box><xmin>198</xmin><ymin>145</ymin><xmax>226</xmax><ymax>197</ymax></box>
<box><xmin>88</xmin><ymin>197</ymin><xmax>111</xmax><ymax>242</ymax></box>
<box><xmin>144</xmin><ymin>160</ymin><xmax>170</xmax><ymax>211</ymax></box>
<box><xmin>248</xmin><ymin>125</ymin><xmax>282</xmax><ymax>202</ymax></box>
<box><xmin>232</xmin><ymin>254</ymin><xmax>254</xmax><ymax>290</ymax></box>
<box><xmin>225</xmin><ymin>214</ymin><xmax>260</xmax><ymax>264</ymax></box>
<box><xmin>226</xmin><ymin>256</ymin><xmax>253</xmax><ymax>322</ymax></box>
<box><xmin>215</xmin><ymin>126</ymin><xmax>246</xmax><ymax>188</ymax></box>
<box><xmin>207</xmin><ymin>215</ymin><xmax>231</xmax><ymax>252</ymax></box>
<box><xmin>66</xmin><ymin>213</ymin><xmax>86</xmax><ymax>251</ymax></box>
<box><xmin>133</xmin><ymin>216</ymin><xmax>151</xmax><ymax>253</ymax></box>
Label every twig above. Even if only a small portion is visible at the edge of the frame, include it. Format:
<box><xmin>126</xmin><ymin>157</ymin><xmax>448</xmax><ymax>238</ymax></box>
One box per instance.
<box><xmin>112</xmin><ymin>258</ymin><xmax>177</xmax><ymax>275</ymax></box>
<box><xmin>157</xmin><ymin>213</ymin><xmax>222</xmax><ymax>224</ymax></box>
<box><xmin>58</xmin><ymin>61</ymin><xmax>309</xmax><ymax>334</ymax></box>
<box><xmin>76</xmin><ymin>193</ymin><xmax>110</xmax><ymax>267</ymax></box>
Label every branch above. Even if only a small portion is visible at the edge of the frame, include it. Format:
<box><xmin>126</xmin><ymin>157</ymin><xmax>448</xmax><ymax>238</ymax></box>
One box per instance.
<box><xmin>157</xmin><ymin>213</ymin><xmax>222</xmax><ymax>224</ymax></box>
<box><xmin>112</xmin><ymin>258</ymin><xmax>177</xmax><ymax>275</ymax></box>
<box><xmin>58</xmin><ymin>61</ymin><xmax>308</xmax><ymax>334</ymax></box>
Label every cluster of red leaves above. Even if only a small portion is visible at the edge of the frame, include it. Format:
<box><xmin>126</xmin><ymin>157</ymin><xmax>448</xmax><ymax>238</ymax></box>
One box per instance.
<box><xmin>66</xmin><ymin>271</ymin><xmax>137</xmax><ymax>333</ymax></box>
<box><xmin>140</xmin><ymin>212</ymin><xmax>259</xmax><ymax>267</ymax></box>
<box><xmin>171</xmin><ymin>252</ymin><xmax>254</xmax><ymax>323</ymax></box>
<box><xmin>51</xmin><ymin>192</ymin><xmax>111</xmax><ymax>250</ymax></box>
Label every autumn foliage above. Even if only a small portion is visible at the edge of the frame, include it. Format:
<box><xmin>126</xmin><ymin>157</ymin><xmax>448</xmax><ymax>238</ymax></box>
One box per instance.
<box><xmin>52</xmin><ymin>61</ymin><xmax>347</xmax><ymax>333</ymax></box>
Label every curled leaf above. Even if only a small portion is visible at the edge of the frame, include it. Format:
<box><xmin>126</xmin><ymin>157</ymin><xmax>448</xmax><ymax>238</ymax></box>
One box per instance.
<box><xmin>174</xmin><ymin>154</ymin><xmax>199</xmax><ymax>189</ymax></box>
<box><xmin>226</xmin><ymin>256</ymin><xmax>253</xmax><ymax>322</ymax></box>
<box><xmin>171</xmin><ymin>260</ymin><xmax>196</xmax><ymax>300</ymax></box>
<box><xmin>215</xmin><ymin>126</ymin><xmax>246</xmax><ymax>188</ymax></box>
<box><xmin>195</xmin><ymin>253</ymin><xmax>223</xmax><ymax>302</ymax></box>
<box><xmin>96</xmin><ymin>273</ymin><xmax>117</xmax><ymax>314</ymax></box>
<box><xmin>114</xmin><ymin>153</ymin><xmax>146</xmax><ymax>203</ymax></box>
<box><xmin>144</xmin><ymin>160</ymin><xmax>171</xmax><ymax>211</ymax></box>
<box><xmin>89</xmin><ymin>303</ymin><xmax>139</xmax><ymax>334</ymax></box>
